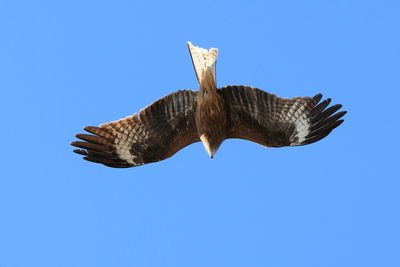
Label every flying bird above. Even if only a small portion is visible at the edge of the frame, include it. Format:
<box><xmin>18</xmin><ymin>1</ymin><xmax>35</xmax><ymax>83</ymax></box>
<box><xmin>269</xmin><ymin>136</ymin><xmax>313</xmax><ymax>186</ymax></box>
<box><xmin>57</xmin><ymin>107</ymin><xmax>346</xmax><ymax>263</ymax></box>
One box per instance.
<box><xmin>71</xmin><ymin>42</ymin><xmax>346</xmax><ymax>168</ymax></box>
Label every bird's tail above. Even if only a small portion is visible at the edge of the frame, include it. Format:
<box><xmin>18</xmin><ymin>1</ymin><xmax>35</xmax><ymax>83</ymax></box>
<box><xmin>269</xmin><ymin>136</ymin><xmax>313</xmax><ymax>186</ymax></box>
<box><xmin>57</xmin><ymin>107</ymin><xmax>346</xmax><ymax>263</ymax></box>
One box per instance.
<box><xmin>187</xmin><ymin>41</ymin><xmax>218</xmax><ymax>86</ymax></box>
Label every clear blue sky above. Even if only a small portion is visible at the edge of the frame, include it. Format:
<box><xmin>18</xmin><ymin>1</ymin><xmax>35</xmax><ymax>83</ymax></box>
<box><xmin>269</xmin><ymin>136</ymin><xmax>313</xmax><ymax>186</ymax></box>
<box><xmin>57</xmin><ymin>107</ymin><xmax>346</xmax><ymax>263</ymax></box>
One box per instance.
<box><xmin>1</xmin><ymin>0</ymin><xmax>399</xmax><ymax>266</ymax></box>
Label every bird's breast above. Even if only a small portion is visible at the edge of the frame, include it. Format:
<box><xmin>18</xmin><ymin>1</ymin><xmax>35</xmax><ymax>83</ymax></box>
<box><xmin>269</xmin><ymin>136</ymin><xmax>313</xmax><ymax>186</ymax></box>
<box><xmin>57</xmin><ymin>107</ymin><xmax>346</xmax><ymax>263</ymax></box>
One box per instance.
<box><xmin>195</xmin><ymin>94</ymin><xmax>228</xmax><ymax>151</ymax></box>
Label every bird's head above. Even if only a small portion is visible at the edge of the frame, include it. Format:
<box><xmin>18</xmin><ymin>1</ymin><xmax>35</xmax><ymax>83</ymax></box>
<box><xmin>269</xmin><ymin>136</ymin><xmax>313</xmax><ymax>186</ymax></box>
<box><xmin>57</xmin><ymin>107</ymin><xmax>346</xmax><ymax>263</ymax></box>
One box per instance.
<box><xmin>200</xmin><ymin>133</ymin><xmax>222</xmax><ymax>159</ymax></box>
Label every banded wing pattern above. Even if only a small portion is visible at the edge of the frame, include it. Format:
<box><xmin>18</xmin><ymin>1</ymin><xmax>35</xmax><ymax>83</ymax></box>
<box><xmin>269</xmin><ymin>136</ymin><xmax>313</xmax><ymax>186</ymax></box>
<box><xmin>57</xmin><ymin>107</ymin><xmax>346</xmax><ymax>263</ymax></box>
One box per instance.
<box><xmin>219</xmin><ymin>85</ymin><xmax>346</xmax><ymax>147</ymax></box>
<box><xmin>72</xmin><ymin>90</ymin><xmax>199</xmax><ymax>168</ymax></box>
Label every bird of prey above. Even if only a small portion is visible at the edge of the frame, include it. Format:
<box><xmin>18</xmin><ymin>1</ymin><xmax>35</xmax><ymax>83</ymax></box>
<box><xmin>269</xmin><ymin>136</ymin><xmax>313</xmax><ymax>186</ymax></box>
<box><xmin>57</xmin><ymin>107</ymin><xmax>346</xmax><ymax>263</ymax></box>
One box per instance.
<box><xmin>71</xmin><ymin>42</ymin><xmax>346</xmax><ymax>168</ymax></box>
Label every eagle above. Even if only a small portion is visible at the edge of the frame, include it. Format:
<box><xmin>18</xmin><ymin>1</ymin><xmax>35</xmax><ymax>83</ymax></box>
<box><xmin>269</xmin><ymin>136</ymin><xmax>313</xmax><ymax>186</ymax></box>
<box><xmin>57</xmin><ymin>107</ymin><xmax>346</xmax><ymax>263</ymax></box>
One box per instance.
<box><xmin>71</xmin><ymin>42</ymin><xmax>346</xmax><ymax>168</ymax></box>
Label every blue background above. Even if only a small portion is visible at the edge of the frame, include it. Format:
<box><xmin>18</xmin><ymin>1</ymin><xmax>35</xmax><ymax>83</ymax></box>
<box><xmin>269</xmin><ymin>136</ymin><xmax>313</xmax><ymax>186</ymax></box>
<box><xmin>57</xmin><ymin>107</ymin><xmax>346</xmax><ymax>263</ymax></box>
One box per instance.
<box><xmin>1</xmin><ymin>0</ymin><xmax>399</xmax><ymax>266</ymax></box>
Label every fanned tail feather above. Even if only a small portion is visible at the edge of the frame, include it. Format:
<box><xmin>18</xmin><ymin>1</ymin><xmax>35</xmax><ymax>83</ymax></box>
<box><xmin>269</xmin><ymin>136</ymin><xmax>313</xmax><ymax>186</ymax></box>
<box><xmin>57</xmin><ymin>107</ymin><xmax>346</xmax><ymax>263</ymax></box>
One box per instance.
<box><xmin>187</xmin><ymin>41</ymin><xmax>218</xmax><ymax>85</ymax></box>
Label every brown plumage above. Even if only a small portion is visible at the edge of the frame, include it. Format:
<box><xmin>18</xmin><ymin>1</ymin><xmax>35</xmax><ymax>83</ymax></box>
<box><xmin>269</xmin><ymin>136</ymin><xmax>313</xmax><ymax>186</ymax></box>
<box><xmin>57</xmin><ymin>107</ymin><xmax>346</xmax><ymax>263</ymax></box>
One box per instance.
<box><xmin>71</xmin><ymin>42</ymin><xmax>346</xmax><ymax>168</ymax></box>
<box><xmin>196</xmin><ymin>68</ymin><xmax>228</xmax><ymax>158</ymax></box>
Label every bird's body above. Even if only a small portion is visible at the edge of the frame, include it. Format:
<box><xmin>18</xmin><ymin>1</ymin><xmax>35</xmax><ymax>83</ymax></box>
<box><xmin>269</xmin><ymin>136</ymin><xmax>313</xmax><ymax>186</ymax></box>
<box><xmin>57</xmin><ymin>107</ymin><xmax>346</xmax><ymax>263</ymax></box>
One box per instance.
<box><xmin>72</xmin><ymin>42</ymin><xmax>346</xmax><ymax>168</ymax></box>
<box><xmin>196</xmin><ymin>69</ymin><xmax>228</xmax><ymax>158</ymax></box>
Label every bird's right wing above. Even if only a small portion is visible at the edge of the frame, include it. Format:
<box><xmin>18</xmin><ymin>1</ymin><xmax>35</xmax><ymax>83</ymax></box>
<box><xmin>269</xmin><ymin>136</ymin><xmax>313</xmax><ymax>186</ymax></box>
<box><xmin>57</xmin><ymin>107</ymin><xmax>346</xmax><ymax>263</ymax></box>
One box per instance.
<box><xmin>219</xmin><ymin>85</ymin><xmax>346</xmax><ymax>147</ymax></box>
<box><xmin>187</xmin><ymin>41</ymin><xmax>218</xmax><ymax>85</ymax></box>
<box><xmin>71</xmin><ymin>90</ymin><xmax>199</xmax><ymax>168</ymax></box>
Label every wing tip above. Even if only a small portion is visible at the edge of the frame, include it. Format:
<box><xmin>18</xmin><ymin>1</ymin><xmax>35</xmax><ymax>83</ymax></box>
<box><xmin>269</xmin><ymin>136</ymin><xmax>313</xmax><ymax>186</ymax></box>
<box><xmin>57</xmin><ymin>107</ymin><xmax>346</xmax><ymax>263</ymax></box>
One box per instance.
<box><xmin>71</xmin><ymin>127</ymin><xmax>136</xmax><ymax>168</ymax></box>
<box><xmin>299</xmin><ymin>96</ymin><xmax>346</xmax><ymax>146</ymax></box>
<box><xmin>313</xmin><ymin>93</ymin><xmax>323</xmax><ymax>103</ymax></box>
<box><xmin>72</xmin><ymin>148</ymin><xmax>88</xmax><ymax>156</ymax></box>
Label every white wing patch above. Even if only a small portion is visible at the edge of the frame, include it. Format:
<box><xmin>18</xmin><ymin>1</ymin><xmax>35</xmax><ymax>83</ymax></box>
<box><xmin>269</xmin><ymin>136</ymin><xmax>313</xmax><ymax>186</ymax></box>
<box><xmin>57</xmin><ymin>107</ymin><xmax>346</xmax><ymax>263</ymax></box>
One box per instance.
<box><xmin>286</xmin><ymin>100</ymin><xmax>310</xmax><ymax>144</ymax></box>
<box><xmin>187</xmin><ymin>41</ymin><xmax>218</xmax><ymax>85</ymax></box>
<box><xmin>100</xmin><ymin>115</ymin><xmax>149</xmax><ymax>165</ymax></box>
<box><xmin>293</xmin><ymin>115</ymin><xmax>310</xmax><ymax>143</ymax></box>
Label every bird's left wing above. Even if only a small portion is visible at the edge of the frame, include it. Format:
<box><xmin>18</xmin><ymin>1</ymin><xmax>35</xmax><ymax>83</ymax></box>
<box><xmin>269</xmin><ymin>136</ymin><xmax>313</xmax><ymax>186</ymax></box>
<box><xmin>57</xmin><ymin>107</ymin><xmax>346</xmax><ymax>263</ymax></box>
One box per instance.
<box><xmin>219</xmin><ymin>85</ymin><xmax>346</xmax><ymax>147</ymax></box>
<box><xmin>71</xmin><ymin>90</ymin><xmax>199</xmax><ymax>168</ymax></box>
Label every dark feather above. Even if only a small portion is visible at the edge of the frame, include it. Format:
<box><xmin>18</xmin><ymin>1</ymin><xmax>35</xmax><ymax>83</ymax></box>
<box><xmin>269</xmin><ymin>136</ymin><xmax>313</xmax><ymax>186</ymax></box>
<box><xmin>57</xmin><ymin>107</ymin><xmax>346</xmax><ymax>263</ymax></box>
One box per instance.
<box><xmin>219</xmin><ymin>85</ymin><xmax>346</xmax><ymax>147</ymax></box>
<box><xmin>71</xmin><ymin>90</ymin><xmax>199</xmax><ymax>168</ymax></box>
